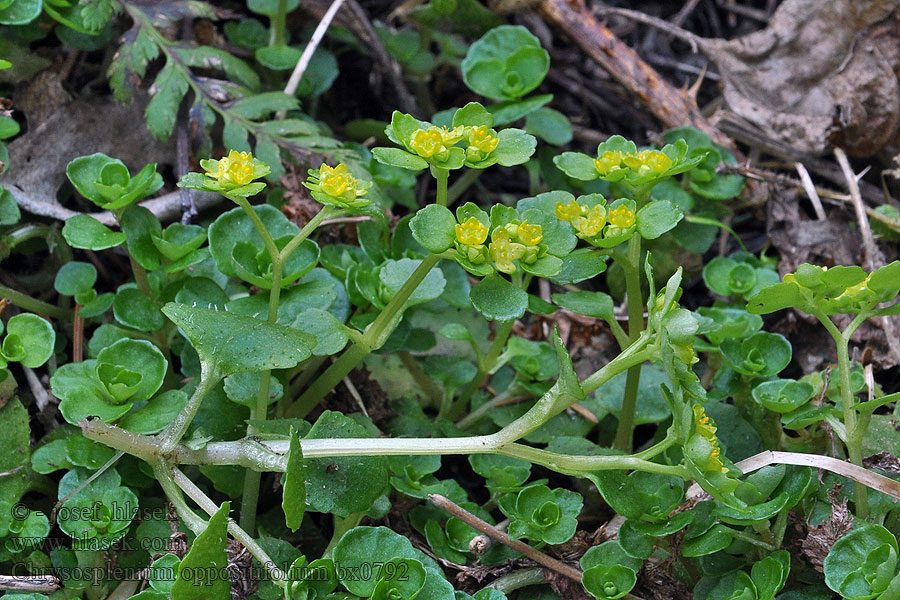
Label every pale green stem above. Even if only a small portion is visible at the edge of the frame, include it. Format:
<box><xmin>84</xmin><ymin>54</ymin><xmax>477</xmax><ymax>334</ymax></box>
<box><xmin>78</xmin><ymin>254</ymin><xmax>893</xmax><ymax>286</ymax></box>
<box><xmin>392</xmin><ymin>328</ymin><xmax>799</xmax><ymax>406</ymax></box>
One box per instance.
<box><xmin>158</xmin><ymin>371</ymin><xmax>221</xmax><ymax>454</ymax></box>
<box><xmin>322</xmin><ymin>512</ymin><xmax>364</xmax><ymax>559</ymax></box>
<box><xmin>447</xmin><ymin>169</ymin><xmax>481</xmax><ymax>206</ymax></box>
<box><xmin>84</xmin><ymin>339</ymin><xmax>657</xmax><ymax>469</ymax></box>
<box><xmin>481</xmin><ymin>568</ymin><xmax>547</xmax><ymax>594</ymax></box>
<box><xmin>613</xmin><ymin>234</ymin><xmax>644</xmax><ymax>452</ymax></box>
<box><xmin>813</xmin><ymin>309</ymin><xmax>868</xmax><ymax>519</ymax></box>
<box><xmin>270</xmin><ymin>0</ymin><xmax>287</xmax><ymax>46</ymax></box>
<box><xmin>452</xmin><ymin>318</ymin><xmax>516</xmax><ymax>419</ymax></box>
<box><xmin>434</xmin><ymin>168</ymin><xmax>449</xmax><ymax>207</ymax></box>
<box><xmin>288</xmin><ymin>254</ymin><xmax>441</xmax><ymax>417</ymax></box>
<box><xmin>241</xmin><ymin>203</ymin><xmax>336</xmax><ymax>533</ymax></box>
<box><xmin>0</xmin><ymin>284</ymin><xmax>72</xmax><ymax>320</ymax></box>
<box><xmin>457</xmin><ymin>386</ymin><xmax>518</xmax><ymax>431</ymax></box>
<box><xmin>171</xmin><ymin>467</ymin><xmax>288</xmax><ymax>583</ymax></box>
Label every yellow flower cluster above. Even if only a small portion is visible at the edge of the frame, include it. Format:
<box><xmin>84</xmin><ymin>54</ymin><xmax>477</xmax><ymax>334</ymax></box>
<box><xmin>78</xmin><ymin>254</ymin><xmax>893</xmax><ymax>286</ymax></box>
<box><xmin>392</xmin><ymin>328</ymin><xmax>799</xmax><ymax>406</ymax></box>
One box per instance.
<box><xmin>622</xmin><ymin>150</ymin><xmax>673</xmax><ymax>176</ymax></box>
<box><xmin>556</xmin><ymin>199</ymin><xmax>636</xmax><ymax>240</ymax></box>
<box><xmin>304</xmin><ymin>162</ymin><xmax>371</xmax><ymax>208</ymax></box>
<box><xmin>454</xmin><ymin>217</ymin><xmax>543</xmax><ymax>273</ymax></box>
<box><xmin>456</xmin><ymin>217</ymin><xmax>489</xmax><ymax>247</ymax></box>
<box><xmin>466</xmin><ymin>126</ymin><xmax>500</xmax><ymax>162</ymax></box>
<box><xmin>319</xmin><ymin>164</ymin><xmax>361</xmax><ymax>199</ymax></box>
<box><xmin>489</xmin><ymin>228</ymin><xmax>525</xmax><ymax>274</ymax></box>
<box><xmin>410</xmin><ymin>126</ymin><xmax>464</xmax><ymax>160</ymax></box>
<box><xmin>608</xmin><ymin>205</ymin><xmax>636</xmax><ymax>230</ymax></box>
<box><xmin>206</xmin><ymin>150</ymin><xmax>255</xmax><ymax>187</ymax></box>
<box><xmin>594</xmin><ymin>150</ymin><xmax>625</xmax><ymax>176</ymax></box>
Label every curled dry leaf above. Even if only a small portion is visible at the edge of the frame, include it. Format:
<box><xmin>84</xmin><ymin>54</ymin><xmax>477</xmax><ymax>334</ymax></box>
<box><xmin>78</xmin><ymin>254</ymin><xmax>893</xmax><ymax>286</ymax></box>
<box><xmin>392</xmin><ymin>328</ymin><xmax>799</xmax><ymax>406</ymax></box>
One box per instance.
<box><xmin>705</xmin><ymin>0</ymin><xmax>900</xmax><ymax>157</ymax></box>
<box><xmin>863</xmin><ymin>451</ymin><xmax>900</xmax><ymax>475</ymax></box>
<box><xmin>800</xmin><ymin>485</ymin><xmax>852</xmax><ymax>572</ymax></box>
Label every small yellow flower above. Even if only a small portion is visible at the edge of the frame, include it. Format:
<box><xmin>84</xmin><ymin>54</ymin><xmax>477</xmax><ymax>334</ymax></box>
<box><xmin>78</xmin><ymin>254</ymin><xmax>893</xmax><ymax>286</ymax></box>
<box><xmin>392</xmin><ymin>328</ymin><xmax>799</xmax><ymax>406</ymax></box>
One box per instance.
<box><xmin>572</xmin><ymin>205</ymin><xmax>607</xmax><ymax>238</ymax></box>
<box><xmin>304</xmin><ymin>162</ymin><xmax>371</xmax><ymax>208</ymax></box>
<box><xmin>207</xmin><ymin>150</ymin><xmax>255</xmax><ymax>187</ymax></box>
<box><xmin>693</xmin><ymin>404</ymin><xmax>717</xmax><ymax>440</ymax></box>
<box><xmin>689</xmin><ymin>404</ymin><xmax>726</xmax><ymax>473</ymax></box>
<box><xmin>319</xmin><ymin>163</ymin><xmax>356</xmax><ymax>198</ymax></box>
<box><xmin>440</xmin><ymin>125</ymin><xmax>465</xmax><ymax>145</ymax></box>
<box><xmin>555</xmin><ymin>199</ymin><xmax>584</xmax><ymax>222</ymax></box>
<box><xmin>489</xmin><ymin>228</ymin><xmax>525</xmax><ymax>274</ymax></box>
<box><xmin>467</xmin><ymin>126</ymin><xmax>499</xmax><ymax>155</ymax></box>
<box><xmin>608</xmin><ymin>205</ymin><xmax>636</xmax><ymax>229</ymax></box>
<box><xmin>456</xmin><ymin>217</ymin><xmax>489</xmax><ymax>247</ymax></box>
<box><xmin>623</xmin><ymin>150</ymin><xmax>673</xmax><ymax>174</ymax></box>
<box><xmin>410</xmin><ymin>127</ymin><xmax>446</xmax><ymax>158</ymax></box>
<box><xmin>594</xmin><ymin>150</ymin><xmax>624</xmax><ymax>175</ymax></box>
<box><xmin>517</xmin><ymin>221</ymin><xmax>543</xmax><ymax>246</ymax></box>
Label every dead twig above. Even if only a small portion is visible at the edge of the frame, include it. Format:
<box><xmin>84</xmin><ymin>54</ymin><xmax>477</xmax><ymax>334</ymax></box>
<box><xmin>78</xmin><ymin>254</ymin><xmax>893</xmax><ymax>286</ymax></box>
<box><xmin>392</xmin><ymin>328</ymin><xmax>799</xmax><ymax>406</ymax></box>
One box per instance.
<box><xmin>5</xmin><ymin>186</ymin><xmax>221</xmax><ymax>227</ymax></box>
<box><xmin>687</xmin><ymin>450</ymin><xmax>900</xmax><ymax>501</ymax></box>
<box><xmin>283</xmin><ymin>0</ymin><xmax>348</xmax><ymax>102</ymax></box>
<box><xmin>794</xmin><ymin>162</ymin><xmax>826</xmax><ymax>221</ymax></box>
<box><xmin>428</xmin><ymin>494</ymin><xmax>583</xmax><ymax>583</ymax></box>
<box><xmin>537</xmin><ymin>0</ymin><xmax>739</xmax><ymax>156</ymax></box>
<box><xmin>834</xmin><ymin>147</ymin><xmax>881</xmax><ymax>271</ymax></box>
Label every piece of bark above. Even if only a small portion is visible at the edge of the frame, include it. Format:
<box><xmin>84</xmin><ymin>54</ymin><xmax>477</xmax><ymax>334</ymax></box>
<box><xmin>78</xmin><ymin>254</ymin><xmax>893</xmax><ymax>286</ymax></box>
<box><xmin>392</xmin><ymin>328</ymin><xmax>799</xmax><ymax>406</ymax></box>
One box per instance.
<box><xmin>537</xmin><ymin>0</ymin><xmax>739</xmax><ymax>155</ymax></box>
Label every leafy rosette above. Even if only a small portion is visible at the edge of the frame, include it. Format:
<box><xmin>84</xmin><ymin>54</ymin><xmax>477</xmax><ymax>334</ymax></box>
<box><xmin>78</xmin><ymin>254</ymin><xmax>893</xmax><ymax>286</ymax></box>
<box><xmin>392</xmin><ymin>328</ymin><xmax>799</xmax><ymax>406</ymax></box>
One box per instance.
<box><xmin>451</xmin><ymin>102</ymin><xmax>536</xmax><ymax>169</ymax></box>
<box><xmin>374</xmin><ymin>103</ymin><xmax>536</xmax><ymax>172</ymax></box>
<box><xmin>178</xmin><ymin>149</ymin><xmax>270</xmax><ymax>198</ymax></box>
<box><xmin>303</xmin><ymin>162</ymin><xmax>373</xmax><ymax>210</ymax></box>
<box><xmin>66</xmin><ymin>152</ymin><xmax>163</xmax><ymax>210</ymax></box>
<box><xmin>748</xmin><ymin>261</ymin><xmax>900</xmax><ymax>317</ymax></box>
<box><xmin>554</xmin><ymin>135</ymin><xmax>705</xmax><ymax>189</ymax></box>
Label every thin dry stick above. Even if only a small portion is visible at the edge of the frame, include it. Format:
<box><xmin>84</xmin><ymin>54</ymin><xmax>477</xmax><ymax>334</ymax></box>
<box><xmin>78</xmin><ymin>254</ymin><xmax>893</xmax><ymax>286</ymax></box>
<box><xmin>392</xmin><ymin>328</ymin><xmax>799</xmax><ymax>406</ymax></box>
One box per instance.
<box><xmin>0</xmin><ymin>575</ymin><xmax>61</xmax><ymax>594</ymax></box>
<box><xmin>834</xmin><ymin>148</ymin><xmax>880</xmax><ymax>271</ymax></box>
<box><xmin>794</xmin><ymin>162</ymin><xmax>826</xmax><ymax>221</ymax></box>
<box><xmin>283</xmin><ymin>0</ymin><xmax>347</xmax><ymax>100</ymax></box>
<box><xmin>341</xmin><ymin>375</ymin><xmax>369</xmax><ymax>417</ymax></box>
<box><xmin>428</xmin><ymin>494</ymin><xmax>583</xmax><ymax>582</ymax></box>
<box><xmin>686</xmin><ymin>450</ymin><xmax>900</xmax><ymax>501</ymax></box>
<box><xmin>834</xmin><ymin>147</ymin><xmax>900</xmax><ymax>362</ymax></box>
<box><xmin>594</xmin><ymin>6</ymin><xmax>702</xmax><ymax>52</ymax></box>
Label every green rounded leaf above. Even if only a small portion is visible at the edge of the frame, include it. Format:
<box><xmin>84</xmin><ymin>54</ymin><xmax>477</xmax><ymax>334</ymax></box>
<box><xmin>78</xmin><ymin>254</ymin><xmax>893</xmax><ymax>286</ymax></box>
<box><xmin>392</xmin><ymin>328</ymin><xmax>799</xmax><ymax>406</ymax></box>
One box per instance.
<box><xmin>62</xmin><ymin>215</ymin><xmax>126</xmax><ymax>250</ymax></box>
<box><xmin>0</xmin><ymin>0</ymin><xmax>41</xmax><ymax>25</ymax></box>
<box><xmin>305</xmin><ymin>412</ymin><xmax>389</xmax><ymax>518</ymax></box>
<box><xmin>825</xmin><ymin>524</ymin><xmax>899</xmax><ymax>600</ymax></box>
<box><xmin>410</xmin><ymin>205</ymin><xmax>457</xmax><ymax>254</ymax></box>
<box><xmin>553</xmin><ymin>152</ymin><xmax>598</xmax><ymax>181</ymax></box>
<box><xmin>96</xmin><ymin>339</ymin><xmax>167</xmax><ymax>403</ymax></box>
<box><xmin>636</xmin><ymin>200</ymin><xmax>683</xmax><ymax>240</ymax></box>
<box><xmin>55</xmin><ymin>262</ymin><xmax>98</xmax><ymax>297</ymax></box>
<box><xmin>162</xmin><ymin>303</ymin><xmax>315</xmax><ymax>377</ymax></box>
<box><xmin>582</xmin><ymin>564</ymin><xmax>637</xmax><ymax>600</ymax></box>
<box><xmin>113</xmin><ymin>288</ymin><xmax>164</xmax><ymax>332</ymax></box>
<box><xmin>4</xmin><ymin>314</ymin><xmax>55</xmax><ymax>368</ymax></box>
<box><xmin>720</xmin><ymin>331</ymin><xmax>792</xmax><ymax>378</ymax></box>
<box><xmin>524</xmin><ymin>107</ymin><xmax>572</xmax><ymax>146</ymax></box>
<box><xmin>751</xmin><ymin>379</ymin><xmax>814</xmax><ymax>413</ymax></box>
<box><xmin>120</xmin><ymin>389</ymin><xmax>190</xmax><ymax>434</ymax></box>
<box><xmin>462</xmin><ymin>25</ymin><xmax>549</xmax><ymax>101</ymax></box>
<box><xmin>470</xmin><ymin>274</ymin><xmax>528</xmax><ymax>321</ymax></box>
<box><xmin>372</xmin><ymin>147</ymin><xmax>428</xmax><ymax>172</ymax></box>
